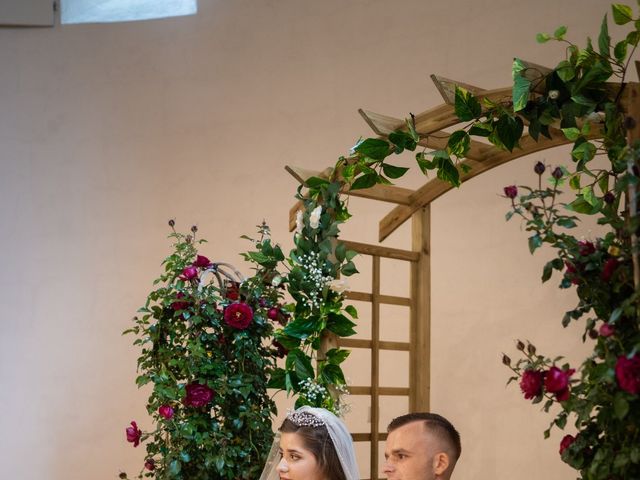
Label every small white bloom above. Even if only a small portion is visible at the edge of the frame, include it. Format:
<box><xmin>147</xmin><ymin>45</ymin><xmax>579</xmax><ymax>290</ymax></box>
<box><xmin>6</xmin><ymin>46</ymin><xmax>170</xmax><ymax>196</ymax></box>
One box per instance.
<box><xmin>327</xmin><ymin>278</ymin><xmax>350</xmax><ymax>294</ymax></box>
<box><xmin>586</xmin><ymin>111</ymin><xmax>603</xmax><ymax>123</ymax></box>
<box><xmin>548</xmin><ymin>89</ymin><xmax>559</xmax><ymax>100</ymax></box>
<box><xmin>309</xmin><ymin>205</ymin><xmax>323</xmax><ymax>229</ymax></box>
<box><xmin>271</xmin><ymin>275</ymin><xmax>282</xmax><ymax>287</ymax></box>
<box><xmin>295</xmin><ymin>210</ymin><xmax>304</xmax><ymax>235</ymax></box>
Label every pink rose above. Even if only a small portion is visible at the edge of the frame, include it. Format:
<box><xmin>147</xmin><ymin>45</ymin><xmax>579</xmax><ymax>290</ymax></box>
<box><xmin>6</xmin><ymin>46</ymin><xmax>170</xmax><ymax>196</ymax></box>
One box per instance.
<box><xmin>599</xmin><ymin>323</ymin><xmax>615</xmax><ymax>337</ymax></box>
<box><xmin>158</xmin><ymin>405</ymin><xmax>174</xmax><ymax>420</ymax></box>
<box><xmin>183</xmin><ymin>382</ymin><xmax>214</xmax><ymax>408</ymax></box>
<box><xmin>193</xmin><ymin>255</ymin><xmax>211</xmax><ymax>268</ymax></box>
<box><xmin>224</xmin><ymin>303</ymin><xmax>253</xmax><ymax>330</ymax></box>
<box><xmin>544</xmin><ymin>366</ymin><xmax>574</xmax><ymax>401</ymax></box>
<box><xmin>125</xmin><ymin>421</ymin><xmax>142</xmax><ymax>447</ymax></box>
<box><xmin>503</xmin><ymin>185</ymin><xmax>518</xmax><ymax>199</ymax></box>
<box><xmin>181</xmin><ymin>266</ymin><xmax>198</xmax><ymax>280</ymax></box>
<box><xmin>601</xmin><ymin>258</ymin><xmax>619</xmax><ymax>281</ymax></box>
<box><xmin>615</xmin><ymin>354</ymin><xmax>640</xmax><ymax>394</ymax></box>
<box><xmin>520</xmin><ymin>369</ymin><xmax>544</xmax><ymax>400</ymax></box>
<box><xmin>559</xmin><ymin>434</ymin><xmax>575</xmax><ymax>455</ymax></box>
<box><xmin>144</xmin><ymin>459</ymin><xmax>155</xmax><ymax>471</ymax></box>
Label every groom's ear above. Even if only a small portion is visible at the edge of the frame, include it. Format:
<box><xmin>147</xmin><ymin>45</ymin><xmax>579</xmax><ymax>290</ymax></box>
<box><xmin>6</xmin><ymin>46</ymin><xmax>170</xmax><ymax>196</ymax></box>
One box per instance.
<box><xmin>432</xmin><ymin>451</ymin><xmax>450</xmax><ymax>476</ymax></box>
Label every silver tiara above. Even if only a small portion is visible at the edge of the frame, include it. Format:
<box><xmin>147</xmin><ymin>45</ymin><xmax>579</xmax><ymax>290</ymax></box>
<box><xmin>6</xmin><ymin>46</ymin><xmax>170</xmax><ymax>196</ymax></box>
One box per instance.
<box><xmin>287</xmin><ymin>409</ymin><xmax>325</xmax><ymax>428</ymax></box>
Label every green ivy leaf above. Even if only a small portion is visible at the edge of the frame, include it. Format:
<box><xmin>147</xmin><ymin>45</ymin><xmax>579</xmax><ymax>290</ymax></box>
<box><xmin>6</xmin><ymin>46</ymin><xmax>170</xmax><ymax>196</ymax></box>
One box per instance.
<box><xmin>416</xmin><ymin>152</ymin><xmax>435</xmax><ymax>174</ymax></box>
<box><xmin>454</xmin><ymin>86</ymin><xmax>482</xmax><ymax>121</ymax></box>
<box><xmin>286</xmin><ymin>349</ymin><xmax>314</xmax><ymax>380</ymax></box>
<box><xmin>267</xmin><ymin>368</ymin><xmax>287</xmax><ymax>389</ymax></box>
<box><xmin>447</xmin><ymin>130</ymin><xmax>471</xmax><ymax>157</ymax></box>
<box><xmin>350</xmin><ymin>173</ymin><xmax>378</xmax><ymax>190</ymax></box>
<box><xmin>614</xmin><ymin>39</ymin><xmax>628</xmax><ymax>62</ymax></box>
<box><xmin>612</xmin><ymin>4</ymin><xmax>633</xmax><ymax>25</ymax></box>
<box><xmin>325</xmin><ymin>348</ymin><xmax>351</xmax><ymax>365</ymax></box>
<box><xmin>436</xmin><ymin>154</ymin><xmax>461</xmax><ymax>187</ymax></box>
<box><xmin>468</xmin><ymin>121</ymin><xmax>493</xmax><ymax>137</ymax></box>
<box><xmin>572</xmin><ymin>140</ymin><xmax>596</xmax><ymax>162</ymax></box>
<box><xmin>512</xmin><ymin>58</ymin><xmax>532</xmax><ymax>112</ymax></box>
<box><xmin>598</xmin><ymin>14</ymin><xmax>611</xmax><ymax>57</ymax></box>
<box><xmin>341</xmin><ymin>261</ymin><xmax>359</xmax><ymax>276</ymax></box>
<box><xmin>556</xmin><ymin>60</ymin><xmax>576</xmax><ymax>82</ymax></box>
<box><xmin>382</xmin><ymin>163</ymin><xmax>410</xmax><ymax>179</ymax></box>
<box><xmin>326</xmin><ymin>313</ymin><xmax>357</xmax><ymax>337</ymax></box>
<box><xmin>496</xmin><ymin>114</ymin><xmax>524</xmax><ymax>152</ymax></box>
<box><xmin>554</xmin><ymin>25</ymin><xmax>568</xmax><ymax>39</ymax></box>
<box><xmin>284</xmin><ymin>317</ymin><xmax>319</xmax><ymax>339</ymax></box>
<box><xmin>566</xmin><ymin>196</ymin><xmax>601</xmax><ymax>214</ymax></box>
<box><xmin>614</xmin><ymin>392</ymin><xmax>630</xmax><ymax>419</ymax></box>
<box><xmin>353</xmin><ymin>138</ymin><xmax>390</xmax><ymax>160</ymax></box>
<box><xmin>344</xmin><ymin>305</ymin><xmax>358</xmax><ymax>319</ymax></box>
<box><xmin>305</xmin><ymin>176</ymin><xmax>330</xmax><ymax>188</ymax></box>
<box><xmin>528</xmin><ymin>234</ymin><xmax>543</xmax><ymax>254</ymax></box>
<box><xmin>562</xmin><ymin>127</ymin><xmax>581</xmax><ymax>141</ymax></box>
<box><xmin>536</xmin><ymin>32</ymin><xmax>551</xmax><ymax>43</ymax></box>
<box><xmin>320</xmin><ymin>363</ymin><xmax>346</xmax><ymax>384</ymax></box>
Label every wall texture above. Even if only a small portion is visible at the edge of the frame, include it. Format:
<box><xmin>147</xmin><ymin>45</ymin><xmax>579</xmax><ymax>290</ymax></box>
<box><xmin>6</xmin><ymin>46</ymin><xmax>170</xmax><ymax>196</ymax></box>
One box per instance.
<box><xmin>0</xmin><ymin>1</ymin><xmax>620</xmax><ymax>478</ymax></box>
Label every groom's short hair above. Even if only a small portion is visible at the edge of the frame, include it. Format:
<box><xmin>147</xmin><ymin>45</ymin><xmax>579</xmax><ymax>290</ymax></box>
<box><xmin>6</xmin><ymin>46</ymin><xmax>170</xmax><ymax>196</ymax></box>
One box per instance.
<box><xmin>387</xmin><ymin>412</ymin><xmax>461</xmax><ymax>461</ymax></box>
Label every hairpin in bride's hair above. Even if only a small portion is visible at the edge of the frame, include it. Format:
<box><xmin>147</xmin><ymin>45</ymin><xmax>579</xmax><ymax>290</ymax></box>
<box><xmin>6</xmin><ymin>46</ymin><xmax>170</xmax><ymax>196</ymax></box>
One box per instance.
<box><xmin>287</xmin><ymin>409</ymin><xmax>325</xmax><ymax>428</ymax></box>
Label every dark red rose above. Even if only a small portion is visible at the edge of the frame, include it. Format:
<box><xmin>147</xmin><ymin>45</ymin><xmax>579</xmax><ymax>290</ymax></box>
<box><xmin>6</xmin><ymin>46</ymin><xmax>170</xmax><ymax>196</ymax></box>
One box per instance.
<box><xmin>504</xmin><ymin>185</ymin><xmax>518</xmax><ymax>199</ymax></box>
<box><xmin>534</xmin><ymin>161</ymin><xmax>546</xmax><ymax>175</ymax></box>
<box><xmin>144</xmin><ymin>459</ymin><xmax>155</xmax><ymax>471</ymax></box>
<box><xmin>272</xmin><ymin>339</ymin><xmax>288</xmax><ymax>359</ymax></box>
<box><xmin>564</xmin><ymin>261</ymin><xmax>580</xmax><ymax>285</ymax></box>
<box><xmin>267</xmin><ymin>307</ymin><xmax>279</xmax><ymax>321</ymax></box>
<box><xmin>601</xmin><ymin>258</ymin><xmax>619</xmax><ymax>281</ymax></box>
<box><xmin>615</xmin><ymin>354</ymin><xmax>640</xmax><ymax>394</ymax></box>
<box><xmin>555</xmin><ymin>388</ymin><xmax>570</xmax><ymax>402</ymax></box>
<box><xmin>125</xmin><ymin>421</ymin><xmax>142</xmax><ymax>447</ymax></box>
<box><xmin>193</xmin><ymin>255</ymin><xmax>211</xmax><ymax>268</ymax></box>
<box><xmin>158</xmin><ymin>405</ymin><xmax>174</xmax><ymax>420</ymax></box>
<box><xmin>545</xmin><ymin>366</ymin><xmax>574</xmax><ymax>395</ymax></box>
<box><xmin>181</xmin><ymin>266</ymin><xmax>198</xmax><ymax>280</ymax></box>
<box><xmin>604</xmin><ymin>191</ymin><xmax>616</xmax><ymax>204</ymax></box>
<box><xmin>599</xmin><ymin>323</ymin><xmax>615</xmax><ymax>337</ymax></box>
<box><xmin>559</xmin><ymin>434</ymin><xmax>575</xmax><ymax>455</ymax></box>
<box><xmin>171</xmin><ymin>292</ymin><xmax>190</xmax><ymax>311</ymax></box>
<box><xmin>552</xmin><ymin>167</ymin><xmax>563</xmax><ymax>179</ymax></box>
<box><xmin>578</xmin><ymin>241</ymin><xmax>596</xmax><ymax>256</ymax></box>
<box><xmin>183</xmin><ymin>382</ymin><xmax>214</xmax><ymax>408</ymax></box>
<box><xmin>520</xmin><ymin>369</ymin><xmax>544</xmax><ymax>399</ymax></box>
<box><xmin>224</xmin><ymin>302</ymin><xmax>253</xmax><ymax>329</ymax></box>
<box><xmin>225</xmin><ymin>282</ymin><xmax>240</xmax><ymax>301</ymax></box>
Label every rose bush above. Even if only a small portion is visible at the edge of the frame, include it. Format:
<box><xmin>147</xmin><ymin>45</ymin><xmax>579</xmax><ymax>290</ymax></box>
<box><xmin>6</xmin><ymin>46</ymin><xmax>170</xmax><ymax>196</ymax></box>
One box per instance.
<box><xmin>122</xmin><ymin>224</ymin><xmax>285</xmax><ymax>479</ymax></box>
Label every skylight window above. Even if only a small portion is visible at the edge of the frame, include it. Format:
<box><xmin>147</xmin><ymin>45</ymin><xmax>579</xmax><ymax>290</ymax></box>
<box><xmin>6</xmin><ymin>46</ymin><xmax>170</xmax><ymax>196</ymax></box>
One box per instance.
<box><xmin>61</xmin><ymin>0</ymin><xmax>197</xmax><ymax>24</ymax></box>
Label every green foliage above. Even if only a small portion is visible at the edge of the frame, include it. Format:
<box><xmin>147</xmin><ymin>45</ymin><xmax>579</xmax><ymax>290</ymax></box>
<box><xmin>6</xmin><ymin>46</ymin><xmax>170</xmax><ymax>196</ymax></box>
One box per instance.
<box><xmin>123</xmin><ymin>225</ymin><xmax>282</xmax><ymax>480</ymax></box>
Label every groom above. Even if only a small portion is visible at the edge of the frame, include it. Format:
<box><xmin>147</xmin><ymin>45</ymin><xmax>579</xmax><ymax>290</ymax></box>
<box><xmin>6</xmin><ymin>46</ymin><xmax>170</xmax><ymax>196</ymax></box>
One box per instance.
<box><xmin>382</xmin><ymin>412</ymin><xmax>461</xmax><ymax>480</ymax></box>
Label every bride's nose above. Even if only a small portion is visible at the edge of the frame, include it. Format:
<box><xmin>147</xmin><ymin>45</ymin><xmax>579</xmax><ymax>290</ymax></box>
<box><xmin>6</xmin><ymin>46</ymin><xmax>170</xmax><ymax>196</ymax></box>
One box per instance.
<box><xmin>277</xmin><ymin>458</ymin><xmax>289</xmax><ymax>473</ymax></box>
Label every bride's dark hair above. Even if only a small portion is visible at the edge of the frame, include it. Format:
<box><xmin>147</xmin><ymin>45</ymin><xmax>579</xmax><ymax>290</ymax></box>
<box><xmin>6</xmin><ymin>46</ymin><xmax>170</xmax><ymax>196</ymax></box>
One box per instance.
<box><xmin>280</xmin><ymin>417</ymin><xmax>348</xmax><ymax>480</ymax></box>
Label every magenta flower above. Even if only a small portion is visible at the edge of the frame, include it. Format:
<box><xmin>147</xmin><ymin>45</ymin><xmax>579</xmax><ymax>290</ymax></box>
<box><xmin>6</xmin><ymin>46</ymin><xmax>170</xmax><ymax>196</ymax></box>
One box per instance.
<box><xmin>193</xmin><ymin>255</ymin><xmax>211</xmax><ymax>268</ymax></box>
<box><xmin>544</xmin><ymin>366</ymin><xmax>574</xmax><ymax>401</ymax></box>
<box><xmin>598</xmin><ymin>323</ymin><xmax>615</xmax><ymax>337</ymax></box>
<box><xmin>578</xmin><ymin>241</ymin><xmax>595</xmax><ymax>256</ymax></box>
<box><xmin>615</xmin><ymin>354</ymin><xmax>640</xmax><ymax>394</ymax></box>
<box><xmin>144</xmin><ymin>459</ymin><xmax>155</xmax><ymax>471</ymax></box>
<box><xmin>171</xmin><ymin>292</ymin><xmax>190</xmax><ymax>311</ymax></box>
<box><xmin>267</xmin><ymin>307</ymin><xmax>279</xmax><ymax>321</ymax></box>
<box><xmin>181</xmin><ymin>266</ymin><xmax>198</xmax><ymax>280</ymax></box>
<box><xmin>125</xmin><ymin>421</ymin><xmax>142</xmax><ymax>447</ymax></box>
<box><xmin>224</xmin><ymin>303</ymin><xmax>253</xmax><ymax>330</ymax></box>
<box><xmin>601</xmin><ymin>258</ymin><xmax>619</xmax><ymax>281</ymax></box>
<box><xmin>183</xmin><ymin>383</ymin><xmax>215</xmax><ymax>408</ymax></box>
<box><xmin>520</xmin><ymin>369</ymin><xmax>544</xmax><ymax>400</ymax></box>
<box><xmin>559</xmin><ymin>434</ymin><xmax>575</xmax><ymax>455</ymax></box>
<box><xmin>158</xmin><ymin>405</ymin><xmax>174</xmax><ymax>420</ymax></box>
<box><xmin>503</xmin><ymin>185</ymin><xmax>518</xmax><ymax>199</ymax></box>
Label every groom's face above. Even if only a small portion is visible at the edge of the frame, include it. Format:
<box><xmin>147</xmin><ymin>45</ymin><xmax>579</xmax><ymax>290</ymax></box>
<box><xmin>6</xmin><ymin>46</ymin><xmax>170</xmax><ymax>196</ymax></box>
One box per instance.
<box><xmin>383</xmin><ymin>421</ymin><xmax>437</xmax><ymax>480</ymax></box>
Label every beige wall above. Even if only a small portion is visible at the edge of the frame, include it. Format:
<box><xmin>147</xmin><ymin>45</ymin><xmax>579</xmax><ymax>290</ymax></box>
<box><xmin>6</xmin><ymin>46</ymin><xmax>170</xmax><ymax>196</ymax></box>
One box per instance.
<box><xmin>0</xmin><ymin>1</ymin><xmax>618</xmax><ymax>478</ymax></box>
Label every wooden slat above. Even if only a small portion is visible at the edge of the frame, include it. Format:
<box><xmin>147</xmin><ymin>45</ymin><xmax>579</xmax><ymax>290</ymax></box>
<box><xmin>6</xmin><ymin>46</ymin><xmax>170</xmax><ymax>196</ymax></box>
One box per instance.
<box><xmin>430</xmin><ymin>74</ymin><xmax>487</xmax><ymax>104</ymax></box>
<box><xmin>345</xmin><ymin>291</ymin><xmax>410</xmax><ymax>306</ymax></box>
<box><xmin>379</xmin><ymin>127</ymin><xmax>604</xmax><ymax>241</ymax></box>
<box><xmin>342</xmin><ymin>240</ymin><xmax>419</xmax><ymax>262</ymax></box>
<box><xmin>409</xmin><ymin>206</ymin><xmax>431</xmax><ymax>412</ymax></box>
<box><xmin>352</xmin><ymin>432</ymin><xmax>388</xmax><ymax>442</ymax></box>
<box><xmin>348</xmin><ymin>386</ymin><xmax>410</xmax><ymax>396</ymax></box>
<box><xmin>370</xmin><ymin>255</ymin><xmax>380</xmax><ymax>480</ymax></box>
<box><xmin>359</xmin><ymin>109</ymin><xmax>404</xmax><ymax>135</ymax></box>
<box><xmin>338</xmin><ymin>338</ymin><xmax>410</xmax><ymax>351</ymax></box>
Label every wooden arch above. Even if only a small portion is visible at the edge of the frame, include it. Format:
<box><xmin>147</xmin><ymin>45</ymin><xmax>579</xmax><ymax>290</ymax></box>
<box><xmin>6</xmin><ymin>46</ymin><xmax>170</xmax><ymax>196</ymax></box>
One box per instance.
<box><xmin>286</xmin><ymin>63</ymin><xmax>640</xmax><ymax>480</ymax></box>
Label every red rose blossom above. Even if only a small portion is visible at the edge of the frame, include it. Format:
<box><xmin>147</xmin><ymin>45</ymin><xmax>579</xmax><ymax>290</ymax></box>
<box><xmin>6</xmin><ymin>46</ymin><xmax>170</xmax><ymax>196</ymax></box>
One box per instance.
<box><xmin>615</xmin><ymin>354</ymin><xmax>640</xmax><ymax>394</ymax></box>
<box><xmin>520</xmin><ymin>369</ymin><xmax>544</xmax><ymax>399</ymax></box>
<box><xmin>181</xmin><ymin>266</ymin><xmax>198</xmax><ymax>280</ymax></box>
<box><xmin>544</xmin><ymin>366</ymin><xmax>574</xmax><ymax>399</ymax></box>
<box><xmin>559</xmin><ymin>434</ymin><xmax>575</xmax><ymax>455</ymax></box>
<box><xmin>183</xmin><ymin>382</ymin><xmax>215</xmax><ymax>408</ymax></box>
<box><xmin>193</xmin><ymin>255</ymin><xmax>211</xmax><ymax>268</ymax></box>
<box><xmin>144</xmin><ymin>459</ymin><xmax>155</xmax><ymax>471</ymax></box>
<box><xmin>158</xmin><ymin>405</ymin><xmax>174</xmax><ymax>420</ymax></box>
<box><xmin>601</xmin><ymin>258</ymin><xmax>619</xmax><ymax>281</ymax></box>
<box><xmin>504</xmin><ymin>185</ymin><xmax>518</xmax><ymax>199</ymax></box>
<box><xmin>171</xmin><ymin>292</ymin><xmax>190</xmax><ymax>311</ymax></box>
<box><xmin>225</xmin><ymin>282</ymin><xmax>240</xmax><ymax>301</ymax></box>
<box><xmin>224</xmin><ymin>303</ymin><xmax>253</xmax><ymax>329</ymax></box>
<box><xmin>267</xmin><ymin>307</ymin><xmax>279</xmax><ymax>321</ymax></box>
<box><xmin>578</xmin><ymin>241</ymin><xmax>596</xmax><ymax>256</ymax></box>
<box><xmin>272</xmin><ymin>339</ymin><xmax>288</xmax><ymax>359</ymax></box>
<box><xmin>125</xmin><ymin>421</ymin><xmax>142</xmax><ymax>447</ymax></box>
<box><xmin>599</xmin><ymin>323</ymin><xmax>615</xmax><ymax>337</ymax></box>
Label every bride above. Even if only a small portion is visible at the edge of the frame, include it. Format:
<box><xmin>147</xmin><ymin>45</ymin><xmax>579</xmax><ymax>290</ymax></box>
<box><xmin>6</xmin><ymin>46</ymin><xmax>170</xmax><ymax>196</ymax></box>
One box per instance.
<box><xmin>260</xmin><ymin>406</ymin><xmax>360</xmax><ymax>480</ymax></box>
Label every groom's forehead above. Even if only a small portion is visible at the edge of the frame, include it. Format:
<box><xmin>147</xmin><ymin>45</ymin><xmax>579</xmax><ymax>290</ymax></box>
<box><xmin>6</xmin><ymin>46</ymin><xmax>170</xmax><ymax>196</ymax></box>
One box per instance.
<box><xmin>387</xmin><ymin>421</ymin><xmax>431</xmax><ymax>448</ymax></box>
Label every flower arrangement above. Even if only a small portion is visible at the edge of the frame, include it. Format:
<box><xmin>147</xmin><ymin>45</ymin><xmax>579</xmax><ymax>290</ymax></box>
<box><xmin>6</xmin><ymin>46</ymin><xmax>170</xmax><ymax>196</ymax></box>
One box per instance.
<box><xmin>121</xmin><ymin>223</ymin><xmax>283</xmax><ymax>479</ymax></box>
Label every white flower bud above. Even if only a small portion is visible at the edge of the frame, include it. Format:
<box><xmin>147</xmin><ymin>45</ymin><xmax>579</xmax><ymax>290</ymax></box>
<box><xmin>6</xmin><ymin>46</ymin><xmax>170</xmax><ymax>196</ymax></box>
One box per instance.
<box><xmin>309</xmin><ymin>205</ymin><xmax>323</xmax><ymax>229</ymax></box>
<box><xmin>326</xmin><ymin>278</ymin><xmax>350</xmax><ymax>294</ymax></box>
<box><xmin>295</xmin><ymin>210</ymin><xmax>304</xmax><ymax>235</ymax></box>
<box><xmin>548</xmin><ymin>89</ymin><xmax>559</xmax><ymax>100</ymax></box>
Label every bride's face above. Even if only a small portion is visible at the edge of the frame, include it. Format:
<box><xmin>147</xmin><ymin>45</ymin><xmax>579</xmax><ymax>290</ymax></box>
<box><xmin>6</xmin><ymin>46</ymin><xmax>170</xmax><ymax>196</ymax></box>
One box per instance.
<box><xmin>277</xmin><ymin>432</ymin><xmax>326</xmax><ymax>480</ymax></box>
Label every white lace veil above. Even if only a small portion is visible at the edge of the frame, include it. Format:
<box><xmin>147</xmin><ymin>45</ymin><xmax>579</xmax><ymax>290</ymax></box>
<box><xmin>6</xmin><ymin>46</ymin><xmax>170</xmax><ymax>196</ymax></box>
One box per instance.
<box><xmin>259</xmin><ymin>406</ymin><xmax>360</xmax><ymax>480</ymax></box>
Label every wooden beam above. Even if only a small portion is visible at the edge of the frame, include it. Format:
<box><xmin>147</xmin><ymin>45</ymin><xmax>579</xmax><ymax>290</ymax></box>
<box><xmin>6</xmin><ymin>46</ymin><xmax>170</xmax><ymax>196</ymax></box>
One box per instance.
<box><xmin>348</xmin><ymin>386</ymin><xmax>410</xmax><ymax>396</ymax></box>
<box><xmin>379</xmin><ymin>127</ymin><xmax>604</xmax><ymax>241</ymax></box>
<box><xmin>338</xmin><ymin>338</ymin><xmax>410</xmax><ymax>351</ymax></box>
<box><xmin>345</xmin><ymin>291</ymin><xmax>411</xmax><ymax>306</ymax></box>
<box><xmin>352</xmin><ymin>432</ymin><xmax>388</xmax><ymax>442</ymax></box>
<box><xmin>359</xmin><ymin>109</ymin><xmax>404</xmax><ymax>135</ymax></box>
<box><xmin>370</xmin><ymin>255</ymin><xmax>380</xmax><ymax>480</ymax></box>
<box><xmin>342</xmin><ymin>240</ymin><xmax>419</xmax><ymax>262</ymax></box>
<box><xmin>430</xmin><ymin>74</ymin><xmax>487</xmax><ymax>105</ymax></box>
